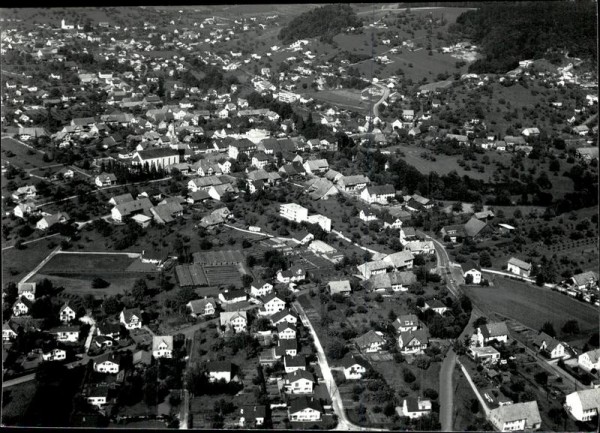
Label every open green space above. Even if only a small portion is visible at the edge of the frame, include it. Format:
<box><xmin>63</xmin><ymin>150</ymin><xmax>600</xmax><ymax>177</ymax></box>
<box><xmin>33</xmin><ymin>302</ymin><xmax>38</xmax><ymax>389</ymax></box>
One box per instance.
<box><xmin>1</xmin><ymin>381</ymin><xmax>37</xmax><ymax>426</ymax></box>
<box><xmin>463</xmin><ymin>278</ymin><xmax>598</xmax><ymax>337</ymax></box>
<box><xmin>1</xmin><ymin>235</ymin><xmax>66</xmax><ymax>285</ymax></box>
<box><xmin>1</xmin><ymin>137</ymin><xmax>49</xmax><ymax>169</ymax></box>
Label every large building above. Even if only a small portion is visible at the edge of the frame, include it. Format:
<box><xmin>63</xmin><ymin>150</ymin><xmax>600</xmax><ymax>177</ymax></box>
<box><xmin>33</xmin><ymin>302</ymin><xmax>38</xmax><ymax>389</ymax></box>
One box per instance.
<box><xmin>280</xmin><ymin>203</ymin><xmax>309</xmax><ymax>223</ymax></box>
<box><xmin>132</xmin><ymin>148</ymin><xmax>180</xmax><ymax>169</ymax></box>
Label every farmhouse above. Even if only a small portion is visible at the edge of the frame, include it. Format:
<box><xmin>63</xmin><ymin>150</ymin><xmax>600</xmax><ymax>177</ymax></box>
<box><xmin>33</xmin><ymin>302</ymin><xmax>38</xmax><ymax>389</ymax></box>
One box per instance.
<box><xmin>303</xmin><ymin>159</ymin><xmax>329</xmax><ymax>175</ymax></box>
<box><xmin>578</xmin><ymin>348</ymin><xmax>600</xmax><ymax>372</ymax></box>
<box><xmin>111</xmin><ymin>198</ymin><xmax>153</xmax><ymax>222</ymax></box>
<box><xmin>11</xmin><ymin>185</ymin><xmax>37</xmax><ymax>202</ymax></box>
<box><xmin>337</xmin><ymin>175</ymin><xmax>370</xmax><ymax>192</ymax></box>
<box><xmin>17</xmin><ymin>282</ymin><xmax>36</xmax><ymax>302</ymax></box>
<box><xmin>284</xmin><ymin>370</ymin><xmax>315</xmax><ymax>394</ymax></box>
<box><xmin>36</xmin><ymin>212</ymin><xmax>70</xmax><ymax>230</ymax></box>
<box><xmin>357</xmin><ymin>260</ymin><xmax>392</xmax><ymax>279</ymax></box>
<box><xmin>507</xmin><ymin>257</ymin><xmax>532</xmax><ymax>277</ymax></box>
<box><xmin>13</xmin><ymin>201</ymin><xmax>36</xmax><ymax>219</ymax></box>
<box><xmin>488</xmin><ymin>401</ymin><xmax>541</xmax><ymax>431</ymax></box>
<box><xmin>59</xmin><ymin>302</ymin><xmax>77</xmax><ymax>323</ymax></box>
<box><xmin>383</xmin><ymin>251</ymin><xmax>415</xmax><ymax>270</ymax></box>
<box><xmin>276</xmin><ymin>266</ymin><xmax>305</xmax><ymax>284</ymax></box>
<box><xmin>328</xmin><ymin>280</ymin><xmax>351</xmax><ymax>296</ymax></box>
<box><xmin>108</xmin><ymin>193</ymin><xmax>134</xmax><ymax>206</ymax></box>
<box><xmin>95</xmin><ymin>173</ymin><xmax>117</xmax><ymax>187</ymax></box>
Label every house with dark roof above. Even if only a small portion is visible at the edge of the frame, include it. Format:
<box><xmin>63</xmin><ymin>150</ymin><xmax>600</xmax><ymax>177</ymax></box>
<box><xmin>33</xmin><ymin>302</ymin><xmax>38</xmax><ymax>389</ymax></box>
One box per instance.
<box><xmin>398</xmin><ymin>329</ymin><xmax>429</xmax><ymax>354</ymax></box>
<box><xmin>340</xmin><ymin>354</ymin><xmax>370</xmax><ymax>380</ymax></box>
<box><xmin>207</xmin><ymin>360</ymin><xmax>234</xmax><ymax>383</ymax></box>
<box><xmin>94</xmin><ymin>352</ymin><xmax>121</xmax><ymax>374</ymax></box>
<box><xmin>440</xmin><ymin>224</ymin><xmax>466</xmax><ymax>243</ymax></box>
<box><xmin>355</xmin><ymin>330</ymin><xmax>386</xmax><ymax>353</ymax></box>
<box><xmin>239</xmin><ymin>405</ymin><xmax>267</xmax><ymax>427</ymax></box>
<box><xmin>186</xmin><ymin>298</ymin><xmax>217</xmax><ymax>317</ymax></box>
<box><xmin>108</xmin><ymin>193</ymin><xmax>135</xmax><ymax>206</ymax></box>
<box><xmin>269</xmin><ymin>309</ymin><xmax>298</xmax><ymax>326</ymax></box>
<box><xmin>119</xmin><ymin>308</ymin><xmax>142</xmax><ymax>330</ymax></box>
<box><xmin>95</xmin><ymin>172</ymin><xmax>117</xmax><ymax>188</ymax></box>
<box><xmin>288</xmin><ymin>396</ymin><xmax>323</xmax><ymax>422</ymax></box>
<box><xmin>284</xmin><ymin>355</ymin><xmax>306</xmax><ymax>373</ymax></box>
<box><xmin>284</xmin><ymin>369</ymin><xmax>315</xmax><ymax>394</ymax></box>
<box><xmin>531</xmin><ymin>332</ymin><xmax>566</xmax><ymax>359</ymax></box>
<box><xmin>393</xmin><ymin>314</ymin><xmax>419</xmax><ymax>333</ymax></box>
<box><xmin>150</xmin><ymin>202</ymin><xmax>183</xmax><ymax>224</ymax></box>
<box><xmin>461</xmin><ymin>261</ymin><xmax>482</xmax><ymax>284</ymax></box>
<box><xmin>476</xmin><ymin>322</ymin><xmax>509</xmax><ymax>346</ymax></box>
<box><xmin>464</xmin><ymin>216</ymin><xmax>494</xmax><ymax>239</ymax></box>
<box><xmin>12</xmin><ymin>296</ymin><xmax>33</xmax><ymax>316</ymax></box>
<box><xmin>111</xmin><ymin>198</ymin><xmax>153</xmax><ymax>222</ymax></box>
<box><xmin>360</xmin><ymin>184</ymin><xmax>395</xmax><ymax>204</ymax></box>
<box><xmin>132</xmin><ymin>148</ymin><xmax>180</xmax><ymax>168</ymax></box>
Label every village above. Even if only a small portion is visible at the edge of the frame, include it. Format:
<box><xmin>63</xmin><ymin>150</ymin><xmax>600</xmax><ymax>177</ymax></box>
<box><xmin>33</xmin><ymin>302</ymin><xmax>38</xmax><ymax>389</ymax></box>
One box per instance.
<box><xmin>1</xmin><ymin>4</ymin><xmax>599</xmax><ymax>431</ymax></box>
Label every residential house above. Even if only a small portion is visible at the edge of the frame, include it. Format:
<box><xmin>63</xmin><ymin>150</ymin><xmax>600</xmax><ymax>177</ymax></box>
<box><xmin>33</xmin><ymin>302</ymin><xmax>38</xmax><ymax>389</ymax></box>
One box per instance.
<box><xmin>393</xmin><ymin>314</ymin><xmax>419</xmax><ymax>333</ymax></box>
<box><xmin>220</xmin><ymin>311</ymin><xmax>247</xmax><ymax>333</ymax></box>
<box><xmin>94</xmin><ymin>353</ymin><xmax>121</xmax><ymax>373</ymax></box>
<box><xmin>424</xmin><ymin>300</ymin><xmax>449</xmax><ymax>315</ymax></box>
<box><xmin>468</xmin><ymin>346</ymin><xmax>501</xmax><ymax>364</ymax></box>
<box><xmin>476</xmin><ymin>322</ymin><xmax>509</xmax><ymax>347</ymax></box>
<box><xmin>507</xmin><ymin>257</ymin><xmax>532</xmax><ymax>278</ymax></box>
<box><xmin>360</xmin><ymin>184</ymin><xmax>395</xmax><ymax>204</ymax></box>
<box><xmin>12</xmin><ymin>297</ymin><xmax>32</xmax><ymax>316</ymax></box>
<box><xmin>13</xmin><ymin>201</ymin><xmax>36</xmax><ymax>219</ymax></box>
<box><xmin>49</xmin><ymin>325</ymin><xmax>80</xmax><ymax>342</ymax></box>
<box><xmin>277</xmin><ymin>322</ymin><xmax>297</xmax><ymax>340</ymax></box>
<box><xmin>488</xmin><ymin>401</ymin><xmax>541</xmax><ymax>431</ymax></box>
<box><xmin>86</xmin><ymin>386</ymin><xmax>110</xmax><ymax>408</ymax></box>
<box><xmin>97</xmin><ymin>321</ymin><xmax>121</xmax><ymax>340</ymax></box>
<box><xmin>401</xmin><ymin>397</ymin><xmax>432</xmax><ymax>419</ymax></box>
<box><xmin>269</xmin><ymin>309</ymin><xmax>299</xmax><ymax>326</ymax></box>
<box><xmin>132</xmin><ymin>148</ymin><xmax>180</xmax><ymax>168</ymax></box>
<box><xmin>564</xmin><ymin>388</ymin><xmax>600</xmax><ymax>422</ymax></box>
<box><xmin>17</xmin><ymin>282</ymin><xmax>36</xmax><ymax>302</ymax></box>
<box><xmin>284</xmin><ymin>370</ymin><xmax>315</xmax><ymax>394</ymax></box>
<box><xmin>338</xmin><ymin>175</ymin><xmax>370</xmax><ymax>193</ymax></box>
<box><xmin>95</xmin><ymin>173</ymin><xmax>117</xmax><ymax>188</ymax></box>
<box><xmin>357</xmin><ymin>260</ymin><xmax>392</xmax><ymax>279</ymax></box>
<box><xmin>187</xmin><ymin>298</ymin><xmax>217</xmax><ymax>317</ymax></box>
<box><xmin>398</xmin><ymin>329</ymin><xmax>429</xmax><ymax>354</ymax></box>
<box><xmin>383</xmin><ymin>250</ymin><xmax>415</xmax><ymax>270</ymax></box>
<box><xmin>11</xmin><ymin>185</ymin><xmax>37</xmax><ymax>202</ymax></box>
<box><xmin>359</xmin><ymin>209</ymin><xmax>378</xmax><ymax>222</ymax></box>
<box><xmin>464</xmin><ymin>217</ymin><xmax>494</xmax><ymax>239</ymax></box>
<box><xmin>328</xmin><ymin>280</ymin><xmax>351</xmax><ymax>296</ymax></box>
<box><xmin>239</xmin><ymin>405</ymin><xmax>266</xmax><ymax>428</ymax></box>
<box><xmin>108</xmin><ymin>193</ymin><xmax>135</xmax><ymax>206</ymax></box>
<box><xmin>403</xmin><ymin>240</ymin><xmax>435</xmax><ymax>256</ymax></box>
<box><xmin>59</xmin><ymin>302</ymin><xmax>77</xmax><ymax>323</ymax></box>
<box><xmin>440</xmin><ymin>224</ymin><xmax>466</xmax><ymax>243</ymax></box>
<box><xmin>303</xmin><ymin>159</ymin><xmax>329</xmax><ymax>175</ymax></box>
<box><xmin>250</xmin><ymin>281</ymin><xmax>274</xmax><ymax>298</ymax></box>
<box><xmin>152</xmin><ymin>335</ymin><xmax>173</xmax><ymax>358</ymax></box>
<box><xmin>276</xmin><ymin>266</ymin><xmax>305</xmax><ymax>284</ymax></box>
<box><xmin>531</xmin><ymin>332</ymin><xmax>566</xmax><ymax>359</ymax></box>
<box><xmin>578</xmin><ymin>348</ymin><xmax>600</xmax><ymax>372</ymax></box>
<box><xmin>284</xmin><ymin>355</ymin><xmax>307</xmax><ymax>373</ymax></box>
<box><xmin>341</xmin><ymin>354</ymin><xmax>370</xmax><ymax>380</ymax></box>
<box><xmin>120</xmin><ymin>308</ymin><xmax>142</xmax><ymax>330</ymax></box>
<box><xmin>288</xmin><ymin>396</ymin><xmax>323</xmax><ymax>422</ymax></box>
<box><xmin>571</xmin><ymin>271</ymin><xmax>599</xmax><ymax>291</ymax></box>
<box><xmin>219</xmin><ymin>289</ymin><xmax>247</xmax><ymax>305</ymax></box>
<box><xmin>150</xmin><ymin>202</ymin><xmax>183</xmax><ymax>224</ymax></box>
<box><xmin>355</xmin><ymin>330</ymin><xmax>386</xmax><ymax>353</ymax></box>
<box><xmin>207</xmin><ymin>360</ymin><xmax>233</xmax><ymax>383</ymax></box>
<box><xmin>292</xmin><ymin>231</ymin><xmax>314</xmax><ymax>246</ymax></box>
<box><xmin>36</xmin><ymin>212</ymin><xmax>69</xmax><ymax>230</ymax></box>
<box><xmin>261</xmin><ymin>293</ymin><xmax>286</xmax><ymax>315</ymax></box>
<box><xmin>42</xmin><ymin>348</ymin><xmax>66</xmax><ymax>362</ymax></box>
<box><xmin>111</xmin><ymin>198</ymin><xmax>153</xmax><ymax>222</ymax></box>
<box><xmin>462</xmin><ymin>261</ymin><xmax>482</xmax><ymax>284</ymax></box>
<box><xmin>2</xmin><ymin>322</ymin><xmax>18</xmax><ymax>342</ymax></box>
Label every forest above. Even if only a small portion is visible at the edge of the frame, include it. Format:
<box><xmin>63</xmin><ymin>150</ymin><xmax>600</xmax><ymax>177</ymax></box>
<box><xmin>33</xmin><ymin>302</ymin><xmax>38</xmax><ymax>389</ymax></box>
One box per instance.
<box><xmin>278</xmin><ymin>4</ymin><xmax>362</xmax><ymax>44</ymax></box>
<box><xmin>449</xmin><ymin>1</ymin><xmax>598</xmax><ymax>73</ymax></box>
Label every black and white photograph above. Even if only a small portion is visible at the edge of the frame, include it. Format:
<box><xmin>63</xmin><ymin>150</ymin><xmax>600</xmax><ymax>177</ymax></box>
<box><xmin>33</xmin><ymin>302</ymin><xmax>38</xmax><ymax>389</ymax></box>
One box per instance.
<box><xmin>0</xmin><ymin>2</ymin><xmax>598</xmax><ymax>430</ymax></box>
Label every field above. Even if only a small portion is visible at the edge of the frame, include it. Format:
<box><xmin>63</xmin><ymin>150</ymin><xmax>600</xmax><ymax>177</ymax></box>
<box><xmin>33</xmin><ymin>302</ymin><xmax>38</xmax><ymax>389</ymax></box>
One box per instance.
<box><xmin>305</xmin><ymin>89</ymin><xmax>369</xmax><ymax>114</ymax></box>
<box><xmin>1</xmin><ymin>235</ymin><xmax>67</xmax><ymax>285</ymax></box>
<box><xmin>1</xmin><ymin>137</ymin><xmax>49</xmax><ymax>170</ymax></box>
<box><xmin>27</xmin><ymin>252</ymin><xmax>157</xmax><ymax>296</ymax></box>
<box><xmin>203</xmin><ymin>264</ymin><xmax>244</xmax><ymax>287</ymax></box>
<box><xmin>1</xmin><ymin>381</ymin><xmax>37</xmax><ymax>426</ymax></box>
<box><xmin>463</xmin><ymin>277</ymin><xmax>598</xmax><ymax>337</ymax></box>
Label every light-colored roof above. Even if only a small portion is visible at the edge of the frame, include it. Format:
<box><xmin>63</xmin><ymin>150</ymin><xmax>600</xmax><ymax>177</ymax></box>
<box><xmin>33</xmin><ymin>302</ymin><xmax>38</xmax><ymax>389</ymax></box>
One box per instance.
<box><xmin>572</xmin><ymin>271</ymin><xmax>598</xmax><ymax>287</ymax></box>
<box><xmin>220</xmin><ymin>311</ymin><xmax>247</xmax><ymax>326</ymax></box>
<box><xmin>384</xmin><ymin>251</ymin><xmax>415</xmax><ymax>268</ymax></box>
<box><xmin>581</xmin><ymin>348</ymin><xmax>600</xmax><ymax>364</ymax></box>
<box><xmin>481</xmin><ymin>322</ymin><xmax>509</xmax><ymax>338</ymax></box>
<box><xmin>568</xmin><ymin>388</ymin><xmax>600</xmax><ymax>411</ymax></box>
<box><xmin>508</xmin><ymin>257</ymin><xmax>531</xmax><ymax>271</ymax></box>
<box><xmin>490</xmin><ymin>401</ymin><xmax>541</xmax><ymax>426</ymax></box>
<box><xmin>328</xmin><ymin>280</ymin><xmax>351</xmax><ymax>293</ymax></box>
<box><xmin>152</xmin><ymin>335</ymin><xmax>173</xmax><ymax>351</ymax></box>
<box><xmin>355</xmin><ymin>330</ymin><xmax>385</xmax><ymax>348</ymax></box>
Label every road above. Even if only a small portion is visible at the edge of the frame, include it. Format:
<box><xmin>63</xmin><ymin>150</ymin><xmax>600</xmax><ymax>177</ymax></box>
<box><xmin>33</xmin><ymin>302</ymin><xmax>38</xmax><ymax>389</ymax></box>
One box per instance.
<box><xmin>293</xmin><ymin>300</ymin><xmax>386</xmax><ymax>432</ymax></box>
<box><xmin>371</xmin><ymin>84</ymin><xmax>390</xmax><ymax>119</ymax></box>
<box><xmin>439</xmin><ymin>349</ymin><xmax>457</xmax><ymax>431</ymax></box>
<box><xmin>2</xmin><ymin>232</ymin><xmax>61</xmax><ymax>251</ymax></box>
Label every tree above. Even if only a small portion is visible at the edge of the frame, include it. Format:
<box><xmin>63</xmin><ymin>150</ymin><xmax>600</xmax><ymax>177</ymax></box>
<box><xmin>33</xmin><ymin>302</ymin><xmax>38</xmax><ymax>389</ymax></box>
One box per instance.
<box><xmin>131</xmin><ymin>279</ymin><xmax>148</xmax><ymax>303</ymax></box>
<box><xmin>534</xmin><ymin>371</ymin><xmax>548</xmax><ymax>386</ymax></box>
<box><xmin>327</xmin><ymin>338</ymin><xmax>347</xmax><ymax>360</ymax></box>
<box><xmin>540</xmin><ymin>321</ymin><xmax>556</xmax><ymax>337</ymax></box>
<box><xmin>92</xmin><ymin>277</ymin><xmax>110</xmax><ymax>289</ymax></box>
<box><xmin>176</xmin><ymin>286</ymin><xmax>198</xmax><ymax>309</ymax></box>
<box><xmin>561</xmin><ymin>320</ymin><xmax>579</xmax><ymax>335</ymax></box>
<box><xmin>103</xmin><ymin>296</ymin><xmax>122</xmax><ymax>315</ymax></box>
<box><xmin>479</xmin><ymin>251</ymin><xmax>492</xmax><ymax>268</ymax></box>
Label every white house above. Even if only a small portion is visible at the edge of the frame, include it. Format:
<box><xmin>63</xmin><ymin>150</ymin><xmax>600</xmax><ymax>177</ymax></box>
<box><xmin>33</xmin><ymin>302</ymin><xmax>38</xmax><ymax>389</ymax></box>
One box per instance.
<box><xmin>578</xmin><ymin>348</ymin><xmax>600</xmax><ymax>373</ymax></box>
<box><xmin>341</xmin><ymin>354</ymin><xmax>369</xmax><ymax>380</ymax></box>
<box><xmin>49</xmin><ymin>325</ymin><xmax>79</xmax><ymax>342</ymax></box>
<box><xmin>277</xmin><ymin>322</ymin><xmax>297</xmax><ymax>340</ymax></box>
<box><xmin>187</xmin><ymin>298</ymin><xmax>217</xmax><ymax>317</ymax></box>
<box><xmin>507</xmin><ymin>257</ymin><xmax>532</xmax><ymax>278</ymax></box>
<box><xmin>207</xmin><ymin>361</ymin><xmax>233</xmax><ymax>383</ymax></box>
<box><xmin>120</xmin><ymin>308</ymin><xmax>142</xmax><ymax>330</ymax></box>
<box><xmin>269</xmin><ymin>309</ymin><xmax>299</xmax><ymax>326</ymax></box>
<box><xmin>94</xmin><ymin>172</ymin><xmax>117</xmax><ymax>188</ymax></box>
<box><xmin>462</xmin><ymin>261</ymin><xmax>482</xmax><ymax>284</ymax></box>
<box><xmin>276</xmin><ymin>266</ymin><xmax>305</xmax><ymax>284</ymax></box>
<box><xmin>152</xmin><ymin>335</ymin><xmax>173</xmax><ymax>358</ymax></box>
<box><xmin>262</xmin><ymin>293</ymin><xmax>286</xmax><ymax>315</ymax></box>
<box><xmin>42</xmin><ymin>348</ymin><xmax>66</xmax><ymax>362</ymax></box>
<box><xmin>279</xmin><ymin>203</ymin><xmax>308</xmax><ymax>223</ymax></box>
<box><xmin>59</xmin><ymin>302</ymin><xmax>77</xmax><ymax>323</ymax></box>
<box><xmin>94</xmin><ymin>353</ymin><xmax>121</xmax><ymax>374</ymax></box>
<box><xmin>401</xmin><ymin>397</ymin><xmax>432</xmax><ymax>419</ymax></box>
<box><xmin>12</xmin><ymin>297</ymin><xmax>32</xmax><ymax>316</ymax></box>
<box><xmin>564</xmin><ymin>388</ymin><xmax>600</xmax><ymax>422</ymax></box>
<box><xmin>17</xmin><ymin>282</ymin><xmax>36</xmax><ymax>302</ymax></box>
<box><xmin>488</xmin><ymin>401</ymin><xmax>541</xmax><ymax>431</ymax></box>
<box><xmin>393</xmin><ymin>314</ymin><xmax>419</xmax><ymax>333</ymax></box>
<box><xmin>288</xmin><ymin>396</ymin><xmax>322</xmax><ymax>422</ymax></box>
<box><xmin>220</xmin><ymin>311</ymin><xmax>247</xmax><ymax>333</ymax></box>
<box><xmin>86</xmin><ymin>387</ymin><xmax>109</xmax><ymax>408</ymax></box>
<box><xmin>285</xmin><ymin>370</ymin><xmax>314</xmax><ymax>394</ymax></box>
<box><xmin>36</xmin><ymin>212</ymin><xmax>69</xmax><ymax>231</ymax></box>
<box><xmin>398</xmin><ymin>329</ymin><xmax>429</xmax><ymax>354</ymax></box>
<box><xmin>360</xmin><ymin>184</ymin><xmax>395</xmax><ymax>204</ymax></box>
<box><xmin>250</xmin><ymin>281</ymin><xmax>274</xmax><ymax>298</ymax></box>
<box><xmin>476</xmin><ymin>322</ymin><xmax>509</xmax><ymax>347</ymax></box>
<box><xmin>532</xmin><ymin>332</ymin><xmax>566</xmax><ymax>359</ymax></box>
<box><xmin>355</xmin><ymin>330</ymin><xmax>386</xmax><ymax>353</ymax></box>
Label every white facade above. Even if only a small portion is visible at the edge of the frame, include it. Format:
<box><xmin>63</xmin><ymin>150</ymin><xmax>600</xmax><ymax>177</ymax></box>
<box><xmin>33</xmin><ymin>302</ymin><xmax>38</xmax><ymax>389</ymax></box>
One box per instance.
<box><xmin>565</xmin><ymin>389</ymin><xmax>600</xmax><ymax>422</ymax></box>
<box><xmin>95</xmin><ymin>360</ymin><xmax>120</xmax><ymax>374</ymax></box>
<box><xmin>280</xmin><ymin>203</ymin><xmax>308</xmax><ymax>223</ymax></box>
<box><xmin>465</xmin><ymin>269</ymin><xmax>482</xmax><ymax>284</ymax></box>
<box><xmin>289</xmin><ymin>407</ymin><xmax>321</xmax><ymax>422</ymax></box>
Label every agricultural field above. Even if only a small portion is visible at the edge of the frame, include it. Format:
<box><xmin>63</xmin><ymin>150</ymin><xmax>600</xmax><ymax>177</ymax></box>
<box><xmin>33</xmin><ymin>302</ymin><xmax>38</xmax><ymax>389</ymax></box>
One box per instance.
<box><xmin>27</xmin><ymin>252</ymin><xmax>157</xmax><ymax>297</ymax></box>
<box><xmin>203</xmin><ymin>264</ymin><xmax>244</xmax><ymax>287</ymax></box>
<box><xmin>304</xmin><ymin>89</ymin><xmax>369</xmax><ymax>114</ymax></box>
<box><xmin>464</xmin><ymin>278</ymin><xmax>598</xmax><ymax>341</ymax></box>
<box><xmin>1</xmin><ymin>381</ymin><xmax>37</xmax><ymax>426</ymax></box>
<box><xmin>1</xmin><ymin>137</ymin><xmax>49</xmax><ymax>170</ymax></box>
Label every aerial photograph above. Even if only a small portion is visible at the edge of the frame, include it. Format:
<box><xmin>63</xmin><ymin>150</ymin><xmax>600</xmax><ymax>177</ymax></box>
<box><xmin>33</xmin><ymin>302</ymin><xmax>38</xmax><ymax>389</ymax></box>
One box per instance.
<box><xmin>0</xmin><ymin>1</ymin><xmax>598</xmax><ymax>430</ymax></box>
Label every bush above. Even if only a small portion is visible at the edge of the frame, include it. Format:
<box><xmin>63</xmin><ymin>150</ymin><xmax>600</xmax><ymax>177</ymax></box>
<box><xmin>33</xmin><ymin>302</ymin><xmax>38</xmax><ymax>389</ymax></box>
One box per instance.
<box><xmin>92</xmin><ymin>277</ymin><xmax>110</xmax><ymax>288</ymax></box>
<box><xmin>403</xmin><ymin>368</ymin><xmax>416</xmax><ymax>383</ymax></box>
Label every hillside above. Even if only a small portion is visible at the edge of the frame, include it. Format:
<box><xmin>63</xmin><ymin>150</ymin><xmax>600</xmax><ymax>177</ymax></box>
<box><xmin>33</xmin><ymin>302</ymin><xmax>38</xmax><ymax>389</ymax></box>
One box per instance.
<box><xmin>278</xmin><ymin>4</ymin><xmax>362</xmax><ymax>44</ymax></box>
<box><xmin>449</xmin><ymin>1</ymin><xmax>598</xmax><ymax>73</ymax></box>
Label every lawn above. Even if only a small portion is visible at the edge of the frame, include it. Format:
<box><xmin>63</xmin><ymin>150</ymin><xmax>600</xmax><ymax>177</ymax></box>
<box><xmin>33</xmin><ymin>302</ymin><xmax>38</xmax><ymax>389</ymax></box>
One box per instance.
<box><xmin>304</xmin><ymin>89</ymin><xmax>369</xmax><ymax>114</ymax></box>
<box><xmin>1</xmin><ymin>137</ymin><xmax>49</xmax><ymax>170</ymax></box>
<box><xmin>39</xmin><ymin>252</ymin><xmax>137</xmax><ymax>273</ymax></box>
<box><xmin>463</xmin><ymin>277</ymin><xmax>598</xmax><ymax>337</ymax></box>
<box><xmin>2</xmin><ymin>235</ymin><xmax>66</xmax><ymax>285</ymax></box>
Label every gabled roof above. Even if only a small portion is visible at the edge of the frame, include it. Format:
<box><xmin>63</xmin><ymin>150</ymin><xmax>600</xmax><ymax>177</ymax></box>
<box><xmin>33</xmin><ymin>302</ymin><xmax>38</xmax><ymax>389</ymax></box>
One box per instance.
<box><xmin>400</xmin><ymin>329</ymin><xmax>429</xmax><ymax>346</ymax></box>
<box><xmin>384</xmin><ymin>250</ymin><xmax>415</xmax><ymax>268</ymax></box>
<box><xmin>340</xmin><ymin>354</ymin><xmax>370</xmax><ymax>370</ymax></box>
<box><xmin>207</xmin><ymin>360</ymin><xmax>233</xmax><ymax>372</ymax></box>
<box><xmin>394</xmin><ymin>314</ymin><xmax>419</xmax><ymax>329</ymax></box>
<box><xmin>276</xmin><ymin>322</ymin><xmax>296</xmax><ymax>332</ymax></box>
<box><xmin>355</xmin><ymin>330</ymin><xmax>385</xmax><ymax>348</ymax></box>
<box><xmin>270</xmin><ymin>309</ymin><xmax>298</xmax><ymax>324</ymax></box>
<box><xmin>220</xmin><ymin>311</ymin><xmax>247</xmax><ymax>326</ymax></box>
<box><xmin>572</xmin><ymin>271</ymin><xmax>599</xmax><ymax>286</ymax></box>
<box><xmin>121</xmin><ymin>308</ymin><xmax>142</xmax><ymax>322</ymax></box>
<box><xmin>289</xmin><ymin>396</ymin><xmax>322</xmax><ymax>414</ymax></box>
<box><xmin>109</xmin><ymin>193</ymin><xmax>134</xmax><ymax>205</ymax></box>
<box><xmin>113</xmin><ymin>198</ymin><xmax>153</xmax><ymax>216</ymax></box>
<box><xmin>284</xmin><ymin>354</ymin><xmax>306</xmax><ymax>368</ymax></box>
<box><xmin>568</xmin><ymin>388</ymin><xmax>600</xmax><ymax>411</ymax></box>
<box><xmin>364</xmin><ymin>184</ymin><xmax>395</xmax><ymax>196</ymax></box>
<box><xmin>479</xmin><ymin>322</ymin><xmax>509</xmax><ymax>339</ymax></box>
<box><xmin>262</xmin><ymin>292</ymin><xmax>285</xmax><ymax>304</ymax></box>
<box><xmin>152</xmin><ymin>335</ymin><xmax>174</xmax><ymax>351</ymax></box>
<box><xmin>461</xmin><ymin>260</ymin><xmax>481</xmax><ymax>273</ymax></box>
<box><xmin>508</xmin><ymin>257</ymin><xmax>531</xmax><ymax>271</ymax></box>
<box><xmin>187</xmin><ymin>298</ymin><xmax>216</xmax><ymax>314</ymax></box>
<box><xmin>464</xmin><ymin>217</ymin><xmax>489</xmax><ymax>237</ymax></box>
<box><xmin>136</xmin><ymin>147</ymin><xmax>179</xmax><ymax>160</ymax></box>
<box><xmin>490</xmin><ymin>401</ymin><xmax>541</xmax><ymax>426</ymax></box>
<box><xmin>287</xmin><ymin>369</ymin><xmax>314</xmax><ymax>382</ymax></box>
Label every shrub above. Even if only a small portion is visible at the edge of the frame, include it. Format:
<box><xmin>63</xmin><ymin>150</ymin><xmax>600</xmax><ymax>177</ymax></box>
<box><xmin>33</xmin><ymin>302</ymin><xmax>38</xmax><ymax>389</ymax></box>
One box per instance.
<box><xmin>92</xmin><ymin>277</ymin><xmax>110</xmax><ymax>288</ymax></box>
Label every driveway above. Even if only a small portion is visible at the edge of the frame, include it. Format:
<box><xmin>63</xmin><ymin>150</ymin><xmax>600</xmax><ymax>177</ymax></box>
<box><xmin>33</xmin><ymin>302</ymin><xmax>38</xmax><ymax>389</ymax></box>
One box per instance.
<box><xmin>439</xmin><ymin>349</ymin><xmax>457</xmax><ymax>431</ymax></box>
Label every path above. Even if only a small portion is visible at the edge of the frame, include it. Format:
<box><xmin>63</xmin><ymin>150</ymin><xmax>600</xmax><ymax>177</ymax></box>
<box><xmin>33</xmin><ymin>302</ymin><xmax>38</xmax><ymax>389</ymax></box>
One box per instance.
<box><xmin>371</xmin><ymin>83</ymin><xmax>390</xmax><ymax>118</ymax></box>
<box><xmin>439</xmin><ymin>349</ymin><xmax>457</xmax><ymax>431</ymax></box>
<box><xmin>292</xmin><ymin>300</ymin><xmax>386</xmax><ymax>431</ymax></box>
<box><xmin>2</xmin><ymin>232</ymin><xmax>61</xmax><ymax>251</ymax></box>
<box><xmin>457</xmin><ymin>359</ymin><xmax>491</xmax><ymax>417</ymax></box>
<box><xmin>17</xmin><ymin>244</ymin><xmax>62</xmax><ymax>285</ymax></box>
<box><xmin>330</xmin><ymin>229</ymin><xmax>382</xmax><ymax>257</ymax></box>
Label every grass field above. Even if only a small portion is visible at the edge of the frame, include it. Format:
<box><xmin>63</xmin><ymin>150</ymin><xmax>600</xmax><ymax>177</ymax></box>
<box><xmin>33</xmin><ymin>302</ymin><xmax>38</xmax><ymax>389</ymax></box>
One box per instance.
<box><xmin>1</xmin><ymin>381</ymin><xmax>37</xmax><ymax>426</ymax></box>
<box><xmin>2</xmin><ymin>235</ymin><xmax>67</xmax><ymax>285</ymax></box>
<box><xmin>28</xmin><ymin>252</ymin><xmax>155</xmax><ymax>297</ymax></box>
<box><xmin>463</xmin><ymin>277</ymin><xmax>598</xmax><ymax>337</ymax></box>
<box><xmin>1</xmin><ymin>137</ymin><xmax>48</xmax><ymax>169</ymax></box>
<box><xmin>305</xmin><ymin>89</ymin><xmax>369</xmax><ymax>114</ymax></box>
